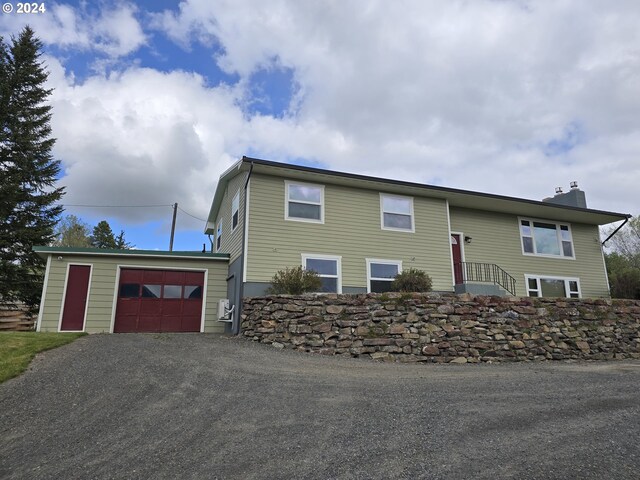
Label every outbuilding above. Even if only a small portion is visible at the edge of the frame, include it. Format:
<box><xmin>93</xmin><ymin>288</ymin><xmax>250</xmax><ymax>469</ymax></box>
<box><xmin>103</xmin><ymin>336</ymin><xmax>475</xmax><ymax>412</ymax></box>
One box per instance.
<box><xmin>34</xmin><ymin>247</ymin><xmax>230</xmax><ymax>333</ymax></box>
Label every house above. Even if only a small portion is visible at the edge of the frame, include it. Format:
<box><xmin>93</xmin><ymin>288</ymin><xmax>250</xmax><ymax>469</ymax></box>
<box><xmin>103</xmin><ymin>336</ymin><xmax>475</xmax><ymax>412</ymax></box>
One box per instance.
<box><xmin>205</xmin><ymin>157</ymin><xmax>630</xmax><ymax>334</ymax></box>
<box><xmin>34</xmin><ymin>156</ymin><xmax>630</xmax><ymax>335</ymax></box>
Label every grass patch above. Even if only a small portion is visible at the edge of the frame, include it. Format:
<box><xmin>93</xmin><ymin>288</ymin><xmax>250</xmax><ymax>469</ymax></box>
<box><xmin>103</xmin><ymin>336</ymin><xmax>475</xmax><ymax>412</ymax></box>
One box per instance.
<box><xmin>0</xmin><ymin>332</ymin><xmax>87</xmax><ymax>383</ymax></box>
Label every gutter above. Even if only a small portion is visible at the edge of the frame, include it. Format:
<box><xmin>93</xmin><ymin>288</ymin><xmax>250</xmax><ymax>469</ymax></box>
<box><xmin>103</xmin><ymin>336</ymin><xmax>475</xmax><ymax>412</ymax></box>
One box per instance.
<box><xmin>235</xmin><ymin>160</ymin><xmax>254</xmax><ymax>335</ymax></box>
<box><xmin>601</xmin><ymin>216</ymin><xmax>631</xmax><ymax>246</ymax></box>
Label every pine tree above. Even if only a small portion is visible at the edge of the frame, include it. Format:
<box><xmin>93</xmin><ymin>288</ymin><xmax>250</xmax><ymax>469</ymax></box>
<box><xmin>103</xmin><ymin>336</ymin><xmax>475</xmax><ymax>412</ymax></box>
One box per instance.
<box><xmin>91</xmin><ymin>220</ymin><xmax>117</xmax><ymax>249</ymax></box>
<box><xmin>114</xmin><ymin>230</ymin><xmax>134</xmax><ymax>250</ymax></box>
<box><xmin>0</xmin><ymin>27</ymin><xmax>64</xmax><ymax>306</ymax></box>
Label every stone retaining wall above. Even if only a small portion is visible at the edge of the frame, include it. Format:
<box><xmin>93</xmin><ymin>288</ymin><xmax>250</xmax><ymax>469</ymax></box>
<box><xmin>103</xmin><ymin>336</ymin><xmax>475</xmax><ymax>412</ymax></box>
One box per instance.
<box><xmin>241</xmin><ymin>293</ymin><xmax>640</xmax><ymax>363</ymax></box>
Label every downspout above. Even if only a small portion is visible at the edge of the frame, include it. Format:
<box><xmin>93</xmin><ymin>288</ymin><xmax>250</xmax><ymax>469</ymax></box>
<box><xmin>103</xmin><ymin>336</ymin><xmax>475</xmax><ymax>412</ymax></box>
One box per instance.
<box><xmin>235</xmin><ymin>161</ymin><xmax>254</xmax><ymax>335</ymax></box>
<box><xmin>207</xmin><ymin>234</ymin><xmax>214</xmax><ymax>253</ymax></box>
<box><xmin>601</xmin><ymin>216</ymin><xmax>630</xmax><ymax>246</ymax></box>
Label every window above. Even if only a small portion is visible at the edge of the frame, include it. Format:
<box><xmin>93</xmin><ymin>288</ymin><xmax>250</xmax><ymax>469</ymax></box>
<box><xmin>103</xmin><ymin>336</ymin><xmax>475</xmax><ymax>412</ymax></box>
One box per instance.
<box><xmin>286</xmin><ymin>181</ymin><xmax>324</xmax><ymax>223</ymax></box>
<box><xmin>302</xmin><ymin>254</ymin><xmax>341</xmax><ymax>293</ymax></box>
<box><xmin>216</xmin><ymin>219</ymin><xmax>223</xmax><ymax>252</ymax></box>
<box><xmin>380</xmin><ymin>194</ymin><xmax>414</xmax><ymax>232</ymax></box>
<box><xmin>366</xmin><ymin>259</ymin><xmax>402</xmax><ymax>293</ymax></box>
<box><xmin>184</xmin><ymin>285</ymin><xmax>202</xmax><ymax>299</ymax></box>
<box><xmin>231</xmin><ymin>191</ymin><xmax>240</xmax><ymax>231</ymax></box>
<box><xmin>526</xmin><ymin>275</ymin><xmax>580</xmax><ymax>298</ymax></box>
<box><xmin>142</xmin><ymin>285</ymin><xmax>161</xmax><ymax>298</ymax></box>
<box><xmin>519</xmin><ymin>218</ymin><xmax>574</xmax><ymax>258</ymax></box>
<box><xmin>119</xmin><ymin>283</ymin><xmax>140</xmax><ymax>298</ymax></box>
<box><xmin>163</xmin><ymin>285</ymin><xmax>182</xmax><ymax>298</ymax></box>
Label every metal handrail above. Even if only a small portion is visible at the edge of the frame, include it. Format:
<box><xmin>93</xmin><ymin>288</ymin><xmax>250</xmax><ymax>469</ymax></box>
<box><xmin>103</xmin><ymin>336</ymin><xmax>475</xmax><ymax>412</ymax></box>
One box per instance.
<box><xmin>454</xmin><ymin>262</ymin><xmax>516</xmax><ymax>296</ymax></box>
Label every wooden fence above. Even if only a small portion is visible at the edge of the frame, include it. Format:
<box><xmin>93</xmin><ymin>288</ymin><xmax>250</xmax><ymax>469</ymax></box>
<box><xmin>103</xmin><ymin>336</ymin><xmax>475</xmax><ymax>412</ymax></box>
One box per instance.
<box><xmin>0</xmin><ymin>303</ymin><xmax>36</xmax><ymax>331</ymax></box>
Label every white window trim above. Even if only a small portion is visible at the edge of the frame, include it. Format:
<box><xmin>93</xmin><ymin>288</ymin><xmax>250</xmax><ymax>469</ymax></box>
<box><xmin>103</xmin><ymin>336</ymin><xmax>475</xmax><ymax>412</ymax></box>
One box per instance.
<box><xmin>231</xmin><ymin>191</ymin><xmax>240</xmax><ymax>232</ymax></box>
<box><xmin>285</xmin><ymin>180</ymin><xmax>325</xmax><ymax>224</ymax></box>
<box><xmin>215</xmin><ymin>219</ymin><xmax>223</xmax><ymax>253</ymax></box>
<box><xmin>524</xmin><ymin>274</ymin><xmax>581</xmax><ymax>298</ymax></box>
<box><xmin>366</xmin><ymin>258</ymin><xmax>403</xmax><ymax>293</ymax></box>
<box><xmin>301</xmin><ymin>253</ymin><xmax>342</xmax><ymax>293</ymax></box>
<box><xmin>518</xmin><ymin>217</ymin><xmax>575</xmax><ymax>260</ymax></box>
<box><xmin>380</xmin><ymin>193</ymin><xmax>415</xmax><ymax>233</ymax></box>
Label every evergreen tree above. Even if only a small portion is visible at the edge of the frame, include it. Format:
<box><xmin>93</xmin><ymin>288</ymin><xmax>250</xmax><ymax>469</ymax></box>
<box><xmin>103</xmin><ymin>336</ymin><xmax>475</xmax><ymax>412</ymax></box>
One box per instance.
<box><xmin>114</xmin><ymin>230</ymin><xmax>134</xmax><ymax>250</ymax></box>
<box><xmin>91</xmin><ymin>220</ymin><xmax>117</xmax><ymax>249</ymax></box>
<box><xmin>0</xmin><ymin>27</ymin><xmax>64</xmax><ymax>306</ymax></box>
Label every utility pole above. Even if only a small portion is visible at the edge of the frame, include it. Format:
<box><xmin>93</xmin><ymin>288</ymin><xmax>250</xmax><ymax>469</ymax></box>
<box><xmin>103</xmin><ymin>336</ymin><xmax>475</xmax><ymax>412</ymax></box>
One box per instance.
<box><xmin>169</xmin><ymin>203</ymin><xmax>177</xmax><ymax>251</ymax></box>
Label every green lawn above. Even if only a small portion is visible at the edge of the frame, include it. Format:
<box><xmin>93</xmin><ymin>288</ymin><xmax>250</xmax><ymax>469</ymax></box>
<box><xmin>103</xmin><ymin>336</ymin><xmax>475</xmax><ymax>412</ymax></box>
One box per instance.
<box><xmin>0</xmin><ymin>332</ymin><xmax>87</xmax><ymax>383</ymax></box>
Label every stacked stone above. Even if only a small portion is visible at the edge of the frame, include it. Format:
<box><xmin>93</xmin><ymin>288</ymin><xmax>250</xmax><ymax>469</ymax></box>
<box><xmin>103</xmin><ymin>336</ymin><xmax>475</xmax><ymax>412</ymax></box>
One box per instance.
<box><xmin>241</xmin><ymin>293</ymin><xmax>640</xmax><ymax>363</ymax></box>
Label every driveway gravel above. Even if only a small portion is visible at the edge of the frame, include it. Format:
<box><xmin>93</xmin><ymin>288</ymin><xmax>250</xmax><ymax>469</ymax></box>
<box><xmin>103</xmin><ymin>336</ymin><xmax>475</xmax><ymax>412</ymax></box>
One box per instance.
<box><xmin>0</xmin><ymin>334</ymin><xmax>639</xmax><ymax>479</ymax></box>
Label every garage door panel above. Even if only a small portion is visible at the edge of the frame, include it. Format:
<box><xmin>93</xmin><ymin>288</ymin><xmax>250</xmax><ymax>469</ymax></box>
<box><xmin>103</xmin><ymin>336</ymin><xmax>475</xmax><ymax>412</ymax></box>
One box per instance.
<box><xmin>115</xmin><ymin>268</ymin><xmax>205</xmax><ymax>333</ymax></box>
<box><xmin>164</xmin><ymin>271</ymin><xmax>184</xmax><ymax>283</ymax></box>
<box><xmin>116</xmin><ymin>300</ymin><xmax>139</xmax><ymax>315</ymax></box>
<box><xmin>185</xmin><ymin>272</ymin><xmax>204</xmax><ymax>284</ymax></box>
<box><xmin>183</xmin><ymin>301</ymin><xmax>202</xmax><ymax>315</ymax></box>
<box><xmin>181</xmin><ymin>316</ymin><xmax>201</xmax><ymax>332</ymax></box>
<box><xmin>114</xmin><ymin>315</ymin><xmax>138</xmax><ymax>333</ymax></box>
<box><xmin>138</xmin><ymin>315</ymin><xmax>162</xmax><ymax>332</ymax></box>
<box><xmin>143</xmin><ymin>270</ymin><xmax>164</xmax><ymax>282</ymax></box>
<box><xmin>120</xmin><ymin>269</ymin><xmax>143</xmax><ymax>283</ymax></box>
<box><xmin>161</xmin><ymin>316</ymin><xmax>182</xmax><ymax>332</ymax></box>
<box><xmin>139</xmin><ymin>300</ymin><xmax>162</xmax><ymax>315</ymax></box>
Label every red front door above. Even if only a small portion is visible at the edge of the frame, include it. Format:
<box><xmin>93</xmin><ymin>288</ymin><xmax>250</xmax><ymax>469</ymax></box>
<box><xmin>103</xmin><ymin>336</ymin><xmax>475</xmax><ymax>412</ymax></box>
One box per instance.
<box><xmin>60</xmin><ymin>265</ymin><xmax>91</xmax><ymax>331</ymax></box>
<box><xmin>451</xmin><ymin>234</ymin><xmax>463</xmax><ymax>285</ymax></box>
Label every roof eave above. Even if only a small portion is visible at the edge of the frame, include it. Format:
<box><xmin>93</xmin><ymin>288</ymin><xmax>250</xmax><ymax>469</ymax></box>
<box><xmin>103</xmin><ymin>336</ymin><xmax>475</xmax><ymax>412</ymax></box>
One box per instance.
<box><xmin>204</xmin><ymin>159</ymin><xmax>248</xmax><ymax>234</ymax></box>
<box><xmin>241</xmin><ymin>157</ymin><xmax>631</xmax><ymax>226</ymax></box>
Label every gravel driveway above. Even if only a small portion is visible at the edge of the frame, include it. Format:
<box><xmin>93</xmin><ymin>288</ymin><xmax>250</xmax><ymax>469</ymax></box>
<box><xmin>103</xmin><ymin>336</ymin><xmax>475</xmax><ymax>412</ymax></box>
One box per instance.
<box><xmin>1</xmin><ymin>334</ymin><xmax>639</xmax><ymax>480</ymax></box>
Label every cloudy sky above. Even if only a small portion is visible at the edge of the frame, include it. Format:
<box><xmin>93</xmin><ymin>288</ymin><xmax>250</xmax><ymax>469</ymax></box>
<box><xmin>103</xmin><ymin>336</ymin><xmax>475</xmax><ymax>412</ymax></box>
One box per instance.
<box><xmin>2</xmin><ymin>0</ymin><xmax>638</xmax><ymax>250</ymax></box>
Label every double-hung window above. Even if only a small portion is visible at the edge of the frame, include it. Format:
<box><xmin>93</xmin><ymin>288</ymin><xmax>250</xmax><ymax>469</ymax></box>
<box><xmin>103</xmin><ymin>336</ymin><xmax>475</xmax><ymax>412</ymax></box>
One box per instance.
<box><xmin>286</xmin><ymin>181</ymin><xmax>324</xmax><ymax>223</ymax></box>
<box><xmin>526</xmin><ymin>275</ymin><xmax>580</xmax><ymax>298</ymax></box>
<box><xmin>380</xmin><ymin>194</ymin><xmax>414</xmax><ymax>232</ymax></box>
<box><xmin>519</xmin><ymin>218</ymin><xmax>574</xmax><ymax>258</ymax></box>
<box><xmin>302</xmin><ymin>254</ymin><xmax>341</xmax><ymax>293</ymax></box>
<box><xmin>366</xmin><ymin>259</ymin><xmax>402</xmax><ymax>293</ymax></box>
<box><xmin>215</xmin><ymin>219</ymin><xmax>223</xmax><ymax>252</ymax></box>
<box><xmin>231</xmin><ymin>191</ymin><xmax>240</xmax><ymax>231</ymax></box>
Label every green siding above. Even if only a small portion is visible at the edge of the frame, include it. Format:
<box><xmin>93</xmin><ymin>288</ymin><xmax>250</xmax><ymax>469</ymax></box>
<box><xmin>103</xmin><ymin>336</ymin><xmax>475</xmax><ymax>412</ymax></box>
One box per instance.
<box><xmin>39</xmin><ymin>255</ymin><xmax>228</xmax><ymax>333</ymax></box>
<box><xmin>246</xmin><ymin>173</ymin><xmax>454</xmax><ymax>291</ymax></box>
<box><xmin>215</xmin><ymin>172</ymin><xmax>248</xmax><ymax>263</ymax></box>
<box><xmin>449</xmin><ymin>207</ymin><xmax>610</xmax><ymax>298</ymax></box>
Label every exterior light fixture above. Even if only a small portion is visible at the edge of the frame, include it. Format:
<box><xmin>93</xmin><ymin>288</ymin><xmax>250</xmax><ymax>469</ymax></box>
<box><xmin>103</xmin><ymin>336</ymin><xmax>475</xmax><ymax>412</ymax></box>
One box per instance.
<box><xmin>464</xmin><ymin>236</ymin><xmax>472</xmax><ymax>244</ymax></box>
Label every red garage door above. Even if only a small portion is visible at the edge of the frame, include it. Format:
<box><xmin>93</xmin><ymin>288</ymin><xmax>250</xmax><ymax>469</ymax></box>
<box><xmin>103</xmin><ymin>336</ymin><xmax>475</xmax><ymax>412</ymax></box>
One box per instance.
<box><xmin>114</xmin><ymin>269</ymin><xmax>204</xmax><ymax>333</ymax></box>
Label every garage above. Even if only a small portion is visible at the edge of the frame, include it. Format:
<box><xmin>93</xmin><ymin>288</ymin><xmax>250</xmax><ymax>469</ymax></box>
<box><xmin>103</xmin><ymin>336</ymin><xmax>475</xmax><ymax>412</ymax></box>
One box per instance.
<box><xmin>114</xmin><ymin>269</ymin><xmax>205</xmax><ymax>333</ymax></box>
<box><xmin>33</xmin><ymin>247</ymin><xmax>230</xmax><ymax>334</ymax></box>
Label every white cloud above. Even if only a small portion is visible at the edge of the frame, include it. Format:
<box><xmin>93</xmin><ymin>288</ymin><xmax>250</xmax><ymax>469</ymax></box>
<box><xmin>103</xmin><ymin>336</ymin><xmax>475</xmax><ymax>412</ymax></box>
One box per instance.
<box><xmin>147</xmin><ymin>0</ymin><xmax>640</xmax><ymax>215</ymax></box>
<box><xmin>46</xmin><ymin>58</ymin><xmax>244</xmax><ymax>224</ymax></box>
<box><xmin>16</xmin><ymin>0</ymin><xmax>638</xmax><ymax>240</ymax></box>
<box><xmin>0</xmin><ymin>2</ymin><xmax>146</xmax><ymax>58</ymax></box>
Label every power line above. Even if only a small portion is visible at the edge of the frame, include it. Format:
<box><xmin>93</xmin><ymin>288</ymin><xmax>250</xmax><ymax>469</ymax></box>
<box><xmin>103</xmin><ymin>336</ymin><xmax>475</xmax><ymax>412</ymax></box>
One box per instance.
<box><xmin>61</xmin><ymin>204</ymin><xmax>172</xmax><ymax>208</ymax></box>
<box><xmin>177</xmin><ymin>206</ymin><xmax>207</xmax><ymax>222</ymax></box>
<box><xmin>59</xmin><ymin>203</ymin><xmax>208</xmax><ymax>222</ymax></box>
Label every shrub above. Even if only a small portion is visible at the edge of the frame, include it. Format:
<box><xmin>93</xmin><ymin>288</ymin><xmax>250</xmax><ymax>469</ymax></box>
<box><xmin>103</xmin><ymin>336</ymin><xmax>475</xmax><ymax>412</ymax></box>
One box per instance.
<box><xmin>267</xmin><ymin>266</ymin><xmax>322</xmax><ymax>295</ymax></box>
<box><xmin>390</xmin><ymin>268</ymin><xmax>432</xmax><ymax>292</ymax></box>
